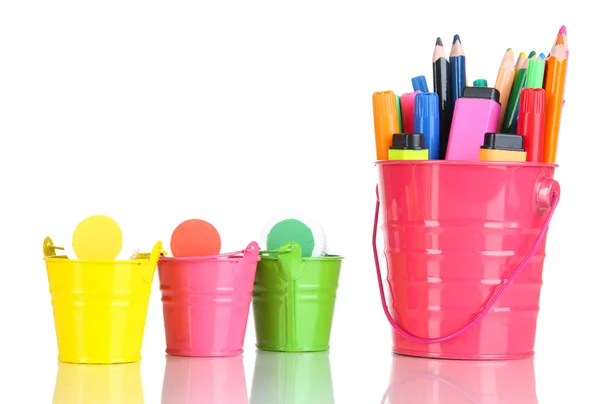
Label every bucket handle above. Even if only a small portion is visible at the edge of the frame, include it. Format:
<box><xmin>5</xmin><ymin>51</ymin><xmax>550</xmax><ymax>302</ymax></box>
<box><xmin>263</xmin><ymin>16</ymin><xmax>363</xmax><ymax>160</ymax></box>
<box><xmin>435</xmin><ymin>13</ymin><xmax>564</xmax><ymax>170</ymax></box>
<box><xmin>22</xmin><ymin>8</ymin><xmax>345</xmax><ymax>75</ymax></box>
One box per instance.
<box><xmin>372</xmin><ymin>180</ymin><xmax>560</xmax><ymax>344</ymax></box>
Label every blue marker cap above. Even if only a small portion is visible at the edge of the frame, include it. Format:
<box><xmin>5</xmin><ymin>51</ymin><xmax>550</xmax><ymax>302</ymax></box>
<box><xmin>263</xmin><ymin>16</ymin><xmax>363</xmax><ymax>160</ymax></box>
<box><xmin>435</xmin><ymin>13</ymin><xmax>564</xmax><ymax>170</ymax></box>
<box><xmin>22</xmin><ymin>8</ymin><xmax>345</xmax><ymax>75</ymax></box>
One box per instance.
<box><xmin>414</xmin><ymin>92</ymin><xmax>440</xmax><ymax>160</ymax></box>
<box><xmin>411</xmin><ymin>75</ymin><xmax>429</xmax><ymax>93</ymax></box>
<box><xmin>414</xmin><ymin>92</ymin><xmax>439</xmax><ymax>117</ymax></box>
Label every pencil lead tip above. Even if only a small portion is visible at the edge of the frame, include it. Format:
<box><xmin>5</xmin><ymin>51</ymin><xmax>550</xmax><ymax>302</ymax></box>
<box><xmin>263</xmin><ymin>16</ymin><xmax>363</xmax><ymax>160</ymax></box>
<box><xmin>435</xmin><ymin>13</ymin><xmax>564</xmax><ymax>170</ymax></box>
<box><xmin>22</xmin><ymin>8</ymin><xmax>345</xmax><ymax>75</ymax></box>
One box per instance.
<box><xmin>519</xmin><ymin>51</ymin><xmax>526</xmax><ymax>58</ymax></box>
<box><xmin>528</xmin><ymin>51</ymin><xmax>536</xmax><ymax>58</ymax></box>
<box><xmin>436</xmin><ymin>37</ymin><xmax>443</xmax><ymax>46</ymax></box>
<box><xmin>453</xmin><ymin>34</ymin><xmax>461</xmax><ymax>44</ymax></box>
<box><xmin>558</xmin><ymin>25</ymin><xmax>567</xmax><ymax>35</ymax></box>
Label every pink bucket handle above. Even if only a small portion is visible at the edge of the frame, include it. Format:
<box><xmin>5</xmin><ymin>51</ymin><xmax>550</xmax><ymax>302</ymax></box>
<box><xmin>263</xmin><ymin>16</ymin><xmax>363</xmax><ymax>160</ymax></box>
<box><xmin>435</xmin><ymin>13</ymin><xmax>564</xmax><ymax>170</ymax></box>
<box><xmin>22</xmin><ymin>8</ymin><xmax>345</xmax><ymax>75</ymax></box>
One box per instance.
<box><xmin>373</xmin><ymin>179</ymin><xmax>560</xmax><ymax>344</ymax></box>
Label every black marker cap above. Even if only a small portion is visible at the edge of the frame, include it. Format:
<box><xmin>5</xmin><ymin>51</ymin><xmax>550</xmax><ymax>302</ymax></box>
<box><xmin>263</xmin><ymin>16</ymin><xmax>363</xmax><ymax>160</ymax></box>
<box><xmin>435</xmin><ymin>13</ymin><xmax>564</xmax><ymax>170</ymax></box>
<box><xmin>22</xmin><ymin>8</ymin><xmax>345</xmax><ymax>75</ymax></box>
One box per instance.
<box><xmin>390</xmin><ymin>133</ymin><xmax>426</xmax><ymax>150</ymax></box>
<box><xmin>480</xmin><ymin>132</ymin><xmax>525</xmax><ymax>151</ymax></box>
<box><xmin>461</xmin><ymin>86</ymin><xmax>501</xmax><ymax>103</ymax></box>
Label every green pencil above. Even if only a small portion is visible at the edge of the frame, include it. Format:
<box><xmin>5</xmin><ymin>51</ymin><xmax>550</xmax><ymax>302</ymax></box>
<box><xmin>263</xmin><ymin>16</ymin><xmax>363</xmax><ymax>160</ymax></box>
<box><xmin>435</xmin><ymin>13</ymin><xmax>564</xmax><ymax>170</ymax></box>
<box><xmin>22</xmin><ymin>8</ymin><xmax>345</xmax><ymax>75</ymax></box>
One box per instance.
<box><xmin>502</xmin><ymin>67</ymin><xmax>528</xmax><ymax>133</ymax></box>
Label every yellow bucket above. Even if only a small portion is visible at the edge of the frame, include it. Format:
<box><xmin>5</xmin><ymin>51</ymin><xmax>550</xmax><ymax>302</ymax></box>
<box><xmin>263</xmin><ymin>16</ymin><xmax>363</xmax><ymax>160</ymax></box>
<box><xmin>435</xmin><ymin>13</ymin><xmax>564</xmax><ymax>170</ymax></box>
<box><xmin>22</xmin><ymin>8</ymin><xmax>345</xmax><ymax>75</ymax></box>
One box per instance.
<box><xmin>43</xmin><ymin>236</ymin><xmax>165</xmax><ymax>364</ymax></box>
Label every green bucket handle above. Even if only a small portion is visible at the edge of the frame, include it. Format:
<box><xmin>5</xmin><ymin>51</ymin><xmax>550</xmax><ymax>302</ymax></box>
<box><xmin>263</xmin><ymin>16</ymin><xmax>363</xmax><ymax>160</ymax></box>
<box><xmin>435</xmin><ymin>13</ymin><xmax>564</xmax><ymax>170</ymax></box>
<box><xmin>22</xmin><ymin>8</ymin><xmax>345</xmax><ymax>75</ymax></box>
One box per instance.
<box><xmin>259</xmin><ymin>242</ymin><xmax>307</xmax><ymax>281</ymax></box>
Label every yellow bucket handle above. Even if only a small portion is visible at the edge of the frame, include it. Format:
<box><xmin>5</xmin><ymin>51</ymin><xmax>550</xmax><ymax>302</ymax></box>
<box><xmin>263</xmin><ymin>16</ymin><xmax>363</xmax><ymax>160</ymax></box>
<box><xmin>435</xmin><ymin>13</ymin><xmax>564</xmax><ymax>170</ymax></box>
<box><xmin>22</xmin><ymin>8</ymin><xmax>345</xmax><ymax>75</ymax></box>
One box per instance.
<box><xmin>43</xmin><ymin>237</ymin><xmax>67</xmax><ymax>259</ymax></box>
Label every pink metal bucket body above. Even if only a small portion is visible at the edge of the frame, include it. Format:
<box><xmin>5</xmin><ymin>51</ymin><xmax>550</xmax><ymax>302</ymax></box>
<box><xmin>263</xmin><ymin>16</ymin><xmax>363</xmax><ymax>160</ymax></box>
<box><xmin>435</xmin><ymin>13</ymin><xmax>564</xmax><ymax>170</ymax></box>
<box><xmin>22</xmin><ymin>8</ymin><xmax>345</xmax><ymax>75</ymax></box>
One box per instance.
<box><xmin>158</xmin><ymin>242</ymin><xmax>260</xmax><ymax>357</ymax></box>
<box><xmin>374</xmin><ymin>160</ymin><xmax>560</xmax><ymax>360</ymax></box>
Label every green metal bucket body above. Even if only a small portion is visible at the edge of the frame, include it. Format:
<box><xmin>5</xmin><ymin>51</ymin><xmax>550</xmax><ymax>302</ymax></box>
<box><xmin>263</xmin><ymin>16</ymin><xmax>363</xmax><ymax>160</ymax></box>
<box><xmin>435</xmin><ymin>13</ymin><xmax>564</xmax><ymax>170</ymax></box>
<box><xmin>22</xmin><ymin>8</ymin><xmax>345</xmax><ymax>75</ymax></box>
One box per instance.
<box><xmin>252</xmin><ymin>244</ymin><xmax>342</xmax><ymax>352</ymax></box>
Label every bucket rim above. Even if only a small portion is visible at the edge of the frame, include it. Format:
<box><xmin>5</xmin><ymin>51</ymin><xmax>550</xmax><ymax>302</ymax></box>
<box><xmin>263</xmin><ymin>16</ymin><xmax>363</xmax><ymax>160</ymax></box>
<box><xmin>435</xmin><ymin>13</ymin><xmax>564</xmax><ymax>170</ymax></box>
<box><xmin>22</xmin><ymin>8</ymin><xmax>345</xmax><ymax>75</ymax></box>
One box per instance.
<box><xmin>158</xmin><ymin>255</ymin><xmax>261</xmax><ymax>263</ymax></box>
<box><xmin>374</xmin><ymin>160</ymin><xmax>558</xmax><ymax>168</ymax></box>
<box><xmin>259</xmin><ymin>254</ymin><xmax>343</xmax><ymax>261</ymax></box>
<box><xmin>43</xmin><ymin>257</ymin><xmax>155</xmax><ymax>264</ymax></box>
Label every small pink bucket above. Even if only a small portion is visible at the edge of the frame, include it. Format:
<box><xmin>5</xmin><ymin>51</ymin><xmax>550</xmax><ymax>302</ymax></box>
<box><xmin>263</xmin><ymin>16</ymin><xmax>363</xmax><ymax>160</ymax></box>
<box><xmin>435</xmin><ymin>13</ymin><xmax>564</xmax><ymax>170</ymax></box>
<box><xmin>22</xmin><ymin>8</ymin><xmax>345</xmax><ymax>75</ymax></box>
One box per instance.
<box><xmin>374</xmin><ymin>160</ymin><xmax>561</xmax><ymax>360</ymax></box>
<box><xmin>157</xmin><ymin>242</ymin><xmax>260</xmax><ymax>357</ymax></box>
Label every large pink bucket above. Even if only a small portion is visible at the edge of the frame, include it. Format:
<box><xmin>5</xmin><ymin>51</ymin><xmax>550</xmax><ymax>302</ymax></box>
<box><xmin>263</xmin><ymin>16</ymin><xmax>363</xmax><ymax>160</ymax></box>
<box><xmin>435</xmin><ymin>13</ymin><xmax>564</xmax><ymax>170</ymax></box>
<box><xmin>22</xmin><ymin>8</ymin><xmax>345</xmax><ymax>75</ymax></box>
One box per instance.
<box><xmin>373</xmin><ymin>160</ymin><xmax>561</xmax><ymax>360</ymax></box>
<box><xmin>157</xmin><ymin>242</ymin><xmax>260</xmax><ymax>357</ymax></box>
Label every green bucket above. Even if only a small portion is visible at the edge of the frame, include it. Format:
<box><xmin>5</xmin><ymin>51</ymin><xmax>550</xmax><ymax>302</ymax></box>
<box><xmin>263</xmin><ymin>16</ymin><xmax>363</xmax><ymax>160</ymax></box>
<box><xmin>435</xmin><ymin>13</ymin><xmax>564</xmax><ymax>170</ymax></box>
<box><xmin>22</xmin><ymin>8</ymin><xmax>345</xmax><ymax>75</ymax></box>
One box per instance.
<box><xmin>252</xmin><ymin>242</ymin><xmax>343</xmax><ymax>352</ymax></box>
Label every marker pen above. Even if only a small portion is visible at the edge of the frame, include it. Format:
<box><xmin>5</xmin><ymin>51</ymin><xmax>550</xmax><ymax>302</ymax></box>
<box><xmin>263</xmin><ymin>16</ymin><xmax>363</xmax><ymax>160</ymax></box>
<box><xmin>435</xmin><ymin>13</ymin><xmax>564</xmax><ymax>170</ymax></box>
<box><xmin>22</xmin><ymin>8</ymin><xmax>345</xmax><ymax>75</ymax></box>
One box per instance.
<box><xmin>414</xmin><ymin>92</ymin><xmax>440</xmax><ymax>160</ymax></box>
<box><xmin>400</xmin><ymin>91</ymin><xmax>420</xmax><ymax>133</ymax></box>
<box><xmin>372</xmin><ymin>91</ymin><xmax>400</xmax><ymax>160</ymax></box>
<box><xmin>388</xmin><ymin>133</ymin><xmax>429</xmax><ymax>160</ymax></box>
<box><xmin>445</xmin><ymin>86</ymin><xmax>501</xmax><ymax>160</ymax></box>
<box><xmin>411</xmin><ymin>75</ymin><xmax>429</xmax><ymax>93</ymax></box>
<box><xmin>517</xmin><ymin>88</ymin><xmax>545</xmax><ymax>163</ymax></box>
<box><xmin>479</xmin><ymin>132</ymin><xmax>527</xmax><ymax>162</ymax></box>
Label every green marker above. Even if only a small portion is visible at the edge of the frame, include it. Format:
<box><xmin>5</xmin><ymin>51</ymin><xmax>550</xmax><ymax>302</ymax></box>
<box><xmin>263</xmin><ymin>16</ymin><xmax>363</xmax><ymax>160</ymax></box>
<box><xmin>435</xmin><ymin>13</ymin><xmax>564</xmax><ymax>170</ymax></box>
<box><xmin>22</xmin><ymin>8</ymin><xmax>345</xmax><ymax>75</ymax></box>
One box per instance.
<box><xmin>473</xmin><ymin>79</ymin><xmax>488</xmax><ymax>87</ymax></box>
<box><xmin>502</xmin><ymin>67</ymin><xmax>528</xmax><ymax>133</ymax></box>
<box><xmin>525</xmin><ymin>57</ymin><xmax>545</xmax><ymax>88</ymax></box>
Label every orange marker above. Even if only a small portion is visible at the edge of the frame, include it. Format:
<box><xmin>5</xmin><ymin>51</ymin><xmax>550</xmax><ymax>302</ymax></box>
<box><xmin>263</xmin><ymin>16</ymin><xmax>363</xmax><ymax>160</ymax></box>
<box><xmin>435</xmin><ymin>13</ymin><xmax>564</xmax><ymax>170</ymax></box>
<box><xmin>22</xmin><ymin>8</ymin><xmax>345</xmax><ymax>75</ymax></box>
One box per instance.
<box><xmin>494</xmin><ymin>48</ymin><xmax>516</xmax><ymax>132</ymax></box>
<box><xmin>542</xmin><ymin>41</ymin><xmax>567</xmax><ymax>163</ymax></box>
<box><xmin>373</xmin><ymin>91</ymin><xmax>400</xmax><ymax>160</ymax></box>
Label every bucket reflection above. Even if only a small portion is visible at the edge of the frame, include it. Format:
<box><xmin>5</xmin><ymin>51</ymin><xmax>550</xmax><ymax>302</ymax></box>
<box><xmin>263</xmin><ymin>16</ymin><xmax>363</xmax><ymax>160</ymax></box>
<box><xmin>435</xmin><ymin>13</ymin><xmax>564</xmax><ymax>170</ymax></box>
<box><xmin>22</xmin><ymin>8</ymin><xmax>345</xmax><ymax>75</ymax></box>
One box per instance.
<box><xmin>161</xmin><ymin>354</ymin><xmax>248</xmax><ymax>404</ymax></box>
<box><xmin>52</xmin><ymin>361</ymin><xmax>144</xmax><ymax>404</ymax></box>
<box><xmin>250</xmin><ymin>350</ymin><xmax>334</xmax><ymax>404</ymax></box>
<box><xmin>381</xmin><ymin>354</ymin><xmax>538</xmax><ymax>404</ymax></box>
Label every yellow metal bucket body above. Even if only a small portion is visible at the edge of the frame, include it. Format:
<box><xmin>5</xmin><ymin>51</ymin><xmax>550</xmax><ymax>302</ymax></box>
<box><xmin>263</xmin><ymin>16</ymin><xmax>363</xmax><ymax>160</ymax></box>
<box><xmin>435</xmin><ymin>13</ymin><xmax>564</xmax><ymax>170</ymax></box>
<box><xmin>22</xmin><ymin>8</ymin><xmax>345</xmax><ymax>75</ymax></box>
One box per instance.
<box><xmin>43</xmin><ymin>238</ymin><xmax>165</xmax><ymax>364</ymax></box>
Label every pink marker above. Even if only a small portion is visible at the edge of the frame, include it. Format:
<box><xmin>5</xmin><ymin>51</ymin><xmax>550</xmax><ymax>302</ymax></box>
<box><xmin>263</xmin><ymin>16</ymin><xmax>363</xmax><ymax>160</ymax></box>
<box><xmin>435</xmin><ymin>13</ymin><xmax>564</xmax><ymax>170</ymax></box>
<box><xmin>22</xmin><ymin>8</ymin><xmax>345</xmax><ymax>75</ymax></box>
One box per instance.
<box><xmin>400</xmin><ymin>91</ymin><xmax>420</xmax><ymax>133</ymax></box>
<box><xmin>445</xmin><ymin>86</ymin><xmax>501</xmax><ymax>160</ymax></box>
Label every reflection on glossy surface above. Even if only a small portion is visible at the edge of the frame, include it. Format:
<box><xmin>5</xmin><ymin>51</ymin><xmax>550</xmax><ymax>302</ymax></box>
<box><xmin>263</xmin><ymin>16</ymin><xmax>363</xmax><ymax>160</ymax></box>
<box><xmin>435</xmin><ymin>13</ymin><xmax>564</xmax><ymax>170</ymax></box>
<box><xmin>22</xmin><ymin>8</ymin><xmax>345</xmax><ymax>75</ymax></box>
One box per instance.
<box><xmin>250</xmin><ymin>350</ymin><xmax>334</xmax><ymax>404</ymax></box>
<box><xmin>161</xmin><ymin>354</ymin><xmax>248</xmax><ymax>404</ymax></box>
<box><xmin>381</xmin><ymin>354</ymin><xmax>538</xmax><ymax>403</ymax></box>
<box><xmin>52</xmin><ymin>361</ymin><xmax>144</xmax><ymax>404</ymax></box>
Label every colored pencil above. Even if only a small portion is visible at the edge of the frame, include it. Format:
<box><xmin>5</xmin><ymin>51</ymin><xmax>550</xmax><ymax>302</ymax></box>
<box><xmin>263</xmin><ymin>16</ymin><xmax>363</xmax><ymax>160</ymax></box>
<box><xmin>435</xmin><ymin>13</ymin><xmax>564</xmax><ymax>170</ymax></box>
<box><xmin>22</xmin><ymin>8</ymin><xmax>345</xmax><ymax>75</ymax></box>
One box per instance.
<box><xmin>515</xmin><ymin>51</ymin><xmax>526</xmax><ymax>72</ymax></box>
<box><xmin>502</xmin><ymin>53</ymin><xmax>528</xmax><ymax>133</ymax></box>
<box><xmin>542</xmin><ymin>40</ymin><xmax>567</xmax><ymax>163</ymax></box>
<box><xmin>432</xmin><ymin>37</ymin><xmax>451</xmax><ymax>159</ymax></box>
<box><xmin>494</xmin><ymin>48</ymin><xmax>516</xmax><ymax>131</ymax></box>
<box><xmin>449</xmin><ymin>35</ymin><xmax>466</xmax><ymax>107</ymax></box>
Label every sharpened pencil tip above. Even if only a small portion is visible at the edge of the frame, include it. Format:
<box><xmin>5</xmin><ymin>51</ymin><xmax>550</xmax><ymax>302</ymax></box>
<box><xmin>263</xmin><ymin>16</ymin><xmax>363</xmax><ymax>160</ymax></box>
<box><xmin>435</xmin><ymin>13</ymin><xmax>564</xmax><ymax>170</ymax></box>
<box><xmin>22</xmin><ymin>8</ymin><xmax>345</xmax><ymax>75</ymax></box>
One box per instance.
<box><xmin>453</xmin><ymin>34</ymin><xmax>461</xmax><ymax>44</ymax></box>
<box><xmin>436</xmin><ymin>37</ymin><xmax>443</xmax><ymax>46</ymax></box>
<box><xmin>558</xmin><ymin>25</ymin><xmax>567</xmax><ymax>36</ymax></box>
<box><xmin>528</xmin><ymin>51</ymin><xmax>536</xmax><ymax>58</ymax></box>
<box><xmin>519</xmin><ymin>52</ymin><xmax>526</xmax><ymax>58</ymax></box>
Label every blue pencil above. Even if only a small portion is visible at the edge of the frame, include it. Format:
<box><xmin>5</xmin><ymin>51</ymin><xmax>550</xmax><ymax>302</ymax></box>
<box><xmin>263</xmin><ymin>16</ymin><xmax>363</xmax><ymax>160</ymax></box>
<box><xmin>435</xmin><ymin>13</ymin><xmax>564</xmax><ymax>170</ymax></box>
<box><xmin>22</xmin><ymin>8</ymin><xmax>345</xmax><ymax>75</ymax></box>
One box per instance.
<box><xmin>414</xmin><ymin>92</ymin><xmax>440</xmax><ymax>160</ymax></box>
<box><xmin>449</xmin><ymin>34</ymin><xmax>466</xmax><ymax>107</ymax></box>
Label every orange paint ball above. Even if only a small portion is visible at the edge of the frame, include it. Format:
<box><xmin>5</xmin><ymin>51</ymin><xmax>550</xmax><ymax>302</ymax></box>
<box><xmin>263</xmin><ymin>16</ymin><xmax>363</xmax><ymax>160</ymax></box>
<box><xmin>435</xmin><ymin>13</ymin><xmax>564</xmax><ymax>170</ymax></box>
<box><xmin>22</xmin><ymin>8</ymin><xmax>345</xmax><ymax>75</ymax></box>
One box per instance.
<box><xmin>170</xmin><ymin>219</ymin><xmax>221</xmax><ymax>257</ymax></box>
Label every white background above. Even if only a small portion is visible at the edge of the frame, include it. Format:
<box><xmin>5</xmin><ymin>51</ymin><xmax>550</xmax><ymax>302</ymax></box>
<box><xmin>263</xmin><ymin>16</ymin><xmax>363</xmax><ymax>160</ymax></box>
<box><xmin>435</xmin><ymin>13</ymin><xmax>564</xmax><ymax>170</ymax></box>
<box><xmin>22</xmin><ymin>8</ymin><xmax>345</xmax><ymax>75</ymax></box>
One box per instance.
<box><xmin>0</xmin><ymin>1</ymin><xmax>597</xmax><ymax>403</ymax></box>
